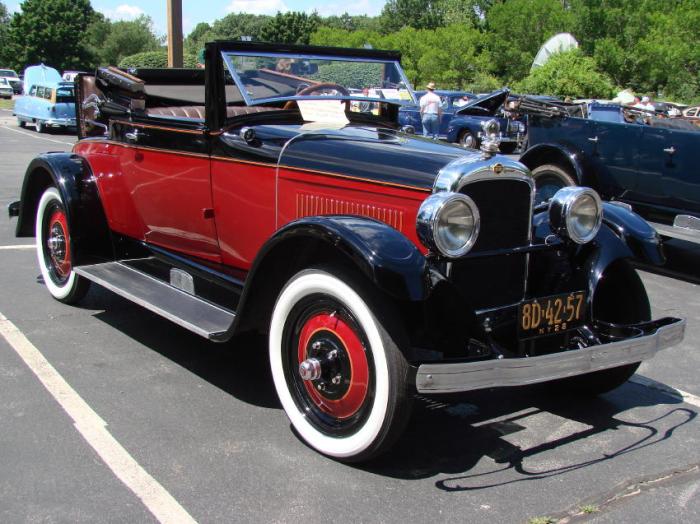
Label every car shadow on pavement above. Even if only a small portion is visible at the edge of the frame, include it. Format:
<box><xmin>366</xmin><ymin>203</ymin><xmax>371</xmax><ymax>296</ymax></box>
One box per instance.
<box><xmin>79</xmin><ymin>285</ymin><xmax>695</xmax><ymax>483</ymax></box>
<box><xmin>80</xmin><ymin>286</ymin><xmax>281</xmax><ymax>410</ymax></box>
<box><xmin>365</xmin><ymin>384</ymin><xmax>695</xmax><ymax>487</ymax></box>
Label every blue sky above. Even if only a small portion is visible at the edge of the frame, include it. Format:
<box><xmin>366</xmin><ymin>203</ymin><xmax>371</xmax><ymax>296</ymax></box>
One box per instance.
<box><xmin>6</xmin><ymin>1</ymin><xmax>386</xmax><ymax>35</ymax></box>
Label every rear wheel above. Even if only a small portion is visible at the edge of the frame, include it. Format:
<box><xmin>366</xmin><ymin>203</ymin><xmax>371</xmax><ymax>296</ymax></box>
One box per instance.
<box><xmin>532</xmin><ymin>163</ymin><xmax>576</xmax><ymax>204</ymax></box>
<box><xmin>269</xmin><ymin>268</ymin><xmax>412</xmax><ymax>462</ymax></box>
<box><xmin>459</xmin><ymin>129</ymin><xmax>479</xmax><ymax>149</ymax></box>
<box><xmin>35</xmin><ymin>187</ymin><xmax>90</xmax><ymax>303</ymax></box>
<box><xmin>17</xmin><ymin>118</ymin><xmax>25</xmax><ymax>128</ymax></box>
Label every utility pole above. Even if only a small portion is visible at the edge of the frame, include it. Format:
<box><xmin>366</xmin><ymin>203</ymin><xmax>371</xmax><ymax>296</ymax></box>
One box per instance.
<box><xmin>166</xmin><ymin>0</ymin><xmax>183</xmax><ymax>68</ymax></box>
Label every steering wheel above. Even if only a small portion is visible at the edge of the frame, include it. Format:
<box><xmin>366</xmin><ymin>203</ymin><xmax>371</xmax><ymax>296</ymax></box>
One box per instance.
<box><xmin>283</xmin><ymin>83</ymin><xmax>350</xmax><ymax>110</ymax></box>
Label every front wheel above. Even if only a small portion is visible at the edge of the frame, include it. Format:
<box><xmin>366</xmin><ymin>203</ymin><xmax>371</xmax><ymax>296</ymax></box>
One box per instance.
<box><xmin>35</xmin><ymin>187</ymin><xmax>90</xmax><ymax>303</ymax></box>
<box><xmin>531</xmin><ymin>163</ymin><xmax>576</xmax><ymax>204</ymax></box>
<box><xmin>17</xmin><ymin>118</ymin><xmax>25</xmax><ymax>128</ymax></box>
<box><xmin>35</xmin><ymin>120</ymin><xmax>45</xmax><ymax>133</ymax></box>
<box><xmin>269</xmin><ymin>269</ymin><xmax>412</xmax><ymax>462</ymax></box>
<box><xmin>459</xmin><ymin>129</ymin><xmax>479</xmax><ymax>149</ymax></box>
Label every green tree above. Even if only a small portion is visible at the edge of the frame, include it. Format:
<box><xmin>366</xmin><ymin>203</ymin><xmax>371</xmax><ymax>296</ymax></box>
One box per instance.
<box><xmin>98</xmin><ymin>15</ymin><xmax>159</xmax><ymax>66</ymax></box>
<box><xmin>210</xmin><ymin>12</ymin><xmax>269</xmax><ymax>41</ymax></box>
<box><xmin>260</xmin><ymin>12</ymin><xmax>320</xmax><ymax>45</ymax></box>
<box><xmin>485</xmin><ymin>0</ymin><xmax>575</xmax><ymax>82</ymax></box>
<box><xmin>515</xmin><ymin>49</ymin><xmax>616</xmax><ymax>99</ymax></box>
<box><xmin>119</xmin><ymin>51</ymin><xmax>197</xmax><ymax>69</ymax></box>
<box><xmin>184</xmin><ymin>21</ymin><xmax>212</xmax><ymax>55</ymax></box>
<box><xmin>5</xmin><ymin>0</ymin><xmax>95</xmax><ymax>71</ymax></box>
<box><xmin>0</xmin><ymin>2</ymin><xmax>10</xmax><ymax>65</ymax></box>
<box><xmin>380</xmin><ymin>0</ymin><xmax>445</xmax><ymax>32</ymax></box>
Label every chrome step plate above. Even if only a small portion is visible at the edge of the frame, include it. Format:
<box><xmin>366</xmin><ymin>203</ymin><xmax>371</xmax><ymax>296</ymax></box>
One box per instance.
<box><xmin>74</xmin><ymin>262</ymin><xmax>234</xmax><ymax>339</ymax></box>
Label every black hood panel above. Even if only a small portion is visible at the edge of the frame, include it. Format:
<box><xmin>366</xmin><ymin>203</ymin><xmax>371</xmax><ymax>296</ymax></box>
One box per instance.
<box><xmin>278</xmin><ymin>125</ymin><xmax>468</xmax><ymax>191</ymax></box>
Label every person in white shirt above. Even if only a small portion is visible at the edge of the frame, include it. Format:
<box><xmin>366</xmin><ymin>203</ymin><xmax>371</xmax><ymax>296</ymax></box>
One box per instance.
<box><xmin>419</xmin><ymin>82</ymin><xmax>442</xmax><ymax>139</ymax></box>
<box><xmin>634</xmin><ymin>96</ymin><xmax>656</xmax><ymax>113</ymax></box>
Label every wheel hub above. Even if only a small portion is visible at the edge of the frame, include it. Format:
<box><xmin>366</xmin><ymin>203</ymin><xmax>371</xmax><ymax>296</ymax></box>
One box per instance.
<box><xmin>296</xmin><ymin>312</ymin><xmax>369</xmax><ymax>420</ymax></box>
<box><xmin>46</xmin><ymin>209</ymin><xmax>71</xmax><ymax>278</ymax></box>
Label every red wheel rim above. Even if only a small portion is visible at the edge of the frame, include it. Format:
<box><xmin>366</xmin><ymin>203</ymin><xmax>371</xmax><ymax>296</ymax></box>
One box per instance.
<box><xmin>297</xmin><ymin>313</ymin><xmax>369</xmax><ymax>420</ymax></box>
<box><xmin>47</xmin><ymin>208</ymin><xmax>71</xmax><ymax>278</ymax></box>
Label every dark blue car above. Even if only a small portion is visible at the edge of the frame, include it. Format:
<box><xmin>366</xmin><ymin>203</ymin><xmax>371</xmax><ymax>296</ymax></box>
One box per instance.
<box><xmin>398</xmin><ymin>90</ymin><xmax>475</xmax><ymax>137</ymax></box>
<box><xmin>521</xmin><ymin>101</ymin><xmax>700</xmax><ymax>243</ymax></box>
<box><xmin>444</xmin><ymin>89</ymin><xmax>525</xmax><ymax>154</ymax></box>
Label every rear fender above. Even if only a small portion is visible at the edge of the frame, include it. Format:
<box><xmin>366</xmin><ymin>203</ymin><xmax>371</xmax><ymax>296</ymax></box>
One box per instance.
<box><xmin>15</xmin><ymin>153</ymin><xmax>112</xmax><ymax>265</ymax></box>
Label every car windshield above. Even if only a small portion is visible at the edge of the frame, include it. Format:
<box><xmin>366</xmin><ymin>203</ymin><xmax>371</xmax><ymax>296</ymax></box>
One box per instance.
<box><xmin>56</xmin><ymin>86</ymin><xmax>74</xmax><ymax>103</ymax></box>
<box><xmin>222</xmin><ymin>51</ymin><xmax>416</xmax><ymax>106</ymax></box>
<box><xmin>0</xmin><ymin>69</ymin><xmax>18</xmax><ymax>77</ymax></box>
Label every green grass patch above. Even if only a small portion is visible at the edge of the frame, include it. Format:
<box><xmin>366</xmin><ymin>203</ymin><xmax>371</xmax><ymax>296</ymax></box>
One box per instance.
<box><xmin>580</xmin><ymin>504</ymin><xmax>599</xmax><ymax>514</ymax></box>
<box><xmin>0</xmin><ymin>98</ymin><xmax>15</xmax><ymax>110</ymax></box>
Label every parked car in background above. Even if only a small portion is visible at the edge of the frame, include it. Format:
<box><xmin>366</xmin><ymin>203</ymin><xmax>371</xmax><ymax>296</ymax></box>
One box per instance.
<box><xmin>62</xmin><ymin>70</ymin><xmax>88</xmax><ymax>82</ymax></box>
<box><xmin>0</xmin><ymin>77</ymin><xmax>13</xmax><ymax>99</ymax></box>
<box><xmin>14</xmin><ymin>64</ymin><xmax>76</xmax><ymax>132</ymax></box>
<box><xmin>0</xmin><ymin>68</ymin><xmax>22</xmax><ymax>94</ymax></box>
<box><xmin>398</xmin><ymin>90</ymin><xmax>476</xmax><ymax>135</ymax></box>
<box><xmin>520</xmin><ymin>100</ymin><xmax>700</xmax><ymax>244</ymax></box>
<box><xmin>445</xmin><ymin>89</ymin><xmax>526</xmax><ymax>153</ymax></box>
<box><xmin>9</xmin><ymin>42</ymin><xmax>684</xmax><ymax>461</ymax></box>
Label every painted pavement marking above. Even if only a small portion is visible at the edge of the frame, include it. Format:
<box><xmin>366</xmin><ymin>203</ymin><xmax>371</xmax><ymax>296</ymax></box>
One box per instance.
<box><xmin>0</xmin><ymin>244</ymin><xmax>35</xmax><ymax>250</ymax></box>
<box><xmin>0</xmin><ymin>312</ymin><xmax>198</xmax><ymax>524</ymax></box>
<box><xmin>0</xmin><ymin>124</ymin><xmax>75</xmax><ymax>146</ymax></box>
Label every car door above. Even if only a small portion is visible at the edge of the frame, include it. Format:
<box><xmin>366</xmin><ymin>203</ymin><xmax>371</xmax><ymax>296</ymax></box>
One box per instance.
<box><xmin>589</xmin><ymin>119</ymin><xmax>641</xmax><ymax>200</ymax></box>
<box><xmin>110</xmin><ymin>119</ymin><xmax>221</xmax><ymax>263</ymax></box>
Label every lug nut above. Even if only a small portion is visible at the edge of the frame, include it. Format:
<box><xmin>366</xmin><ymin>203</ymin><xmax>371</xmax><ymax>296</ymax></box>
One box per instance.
<box><xmin>299</xmin><ymin>358</ymin><xmax>322</xmax><ymax>381</ymax></box>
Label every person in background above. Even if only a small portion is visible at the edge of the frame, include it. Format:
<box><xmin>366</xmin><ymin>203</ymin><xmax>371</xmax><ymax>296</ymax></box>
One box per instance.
<box><xmin>419</xmin><ymin>82</ymin><xmax>441</xmax><ymax>139</ymax></box>
<box><xmin>635</xmin><ymin>96</ymin><xmax>655</xmax><ymax>112</ymax></box>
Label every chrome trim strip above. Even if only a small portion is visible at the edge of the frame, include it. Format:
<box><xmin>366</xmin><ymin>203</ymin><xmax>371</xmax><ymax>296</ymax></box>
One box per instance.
<box><xmin>650</xmin><ymin>217</ymin><xmax>700</xmax><ymax>244</ymax></box>
<box><xmin>415</xmin><ymin>319</ymin><xmax>685</xmax><ymax>394</ymax></box>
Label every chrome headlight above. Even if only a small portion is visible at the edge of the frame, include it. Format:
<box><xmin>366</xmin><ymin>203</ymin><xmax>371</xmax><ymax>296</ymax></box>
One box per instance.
<box><xmin>549</xmin><ymin>187</ymin><xmax>603</xmax><ymax>244</ymax></box>
<box><xmin>417</xmin><ymin>192</ymin><xmax>480</xmax><ymax>257</ymax></box>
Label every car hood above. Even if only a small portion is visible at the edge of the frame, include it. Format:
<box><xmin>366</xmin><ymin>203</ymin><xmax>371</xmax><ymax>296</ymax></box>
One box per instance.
<box><xmin>455</xmin><ymin>88</ymin><xmax>509</xmax><ymax>116</ymax></box>
<box><xmin>23</xmin><ymin>63</ymin><xmax>62</xmax><ymax>92</ymax></box>
<box><xmin>277</xmin><ymin>124</ymin><xmax>472</xmax><ymax>191</ymax></box>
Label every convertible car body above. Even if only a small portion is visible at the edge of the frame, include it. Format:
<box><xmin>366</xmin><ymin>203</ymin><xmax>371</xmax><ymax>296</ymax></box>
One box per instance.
<box><xmin>9</xmin><ymin>42</ymin><xmax>684</xmax><ymax>461</ymax></box>
<box><xmin>520</xmin><ymin>100</ymin><xmax>700</xmax><ymax>244</ymax></box>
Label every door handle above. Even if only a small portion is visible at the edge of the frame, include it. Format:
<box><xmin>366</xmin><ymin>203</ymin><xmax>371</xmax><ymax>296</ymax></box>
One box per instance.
<box><xmin>587</xmin><ymin>136</ymin><xmax>599</xmax><ymax>143</ymax></box>
<box><xmin>663</xmin><ymin>146</ymin><xmax>676</xmax><ymax>155</ymax></box>
<box><xmin>125</xmin><ymin>129</ymin><xmax>144</xmax><ymax>142</ymax></box>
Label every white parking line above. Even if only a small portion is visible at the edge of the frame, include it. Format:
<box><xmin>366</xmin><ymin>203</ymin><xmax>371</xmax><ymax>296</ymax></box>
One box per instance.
<box><xmin>0</xmin><ymin>313</ymin><xmax>197</xmax><ymax>524</ymax></box>
<box><xmin>630</xmin><ymin>375</ymin><xmax>700</xmax><ymax>408</ymax></box>
<box><xmin>0</xmin><ymin>124</ymin><xmax>75</xmax><ymax>146</ymax></box>
<box><xmin>0</xmin><ymin>245</ymin><xmax>35</xmax><ymax>250</ymax></box>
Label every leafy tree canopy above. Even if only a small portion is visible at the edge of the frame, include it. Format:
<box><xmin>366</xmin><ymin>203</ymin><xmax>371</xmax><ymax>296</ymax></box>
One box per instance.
<box><xmin>5</xmin><ymin>0</ymin><xmax>95</xmax><ymax>71</ymax></box>
<box><xmin>515</xmin><ymin>49</ymin><xmax>616</xmax><ymax>99</ymax></box>
<box><xmin>260</xmin><ymin>11</ymin><xmax>320</xmax><ymax>45</ymax></box>
<box><xmin>98</xmin><ymin>15</ymin><xmax>159</xmax><ymax>66</ymax></box>
<box><xmin>119</xmin><ymin>50</ymin><xmax>197</xmax><ymax>69</ymax></box>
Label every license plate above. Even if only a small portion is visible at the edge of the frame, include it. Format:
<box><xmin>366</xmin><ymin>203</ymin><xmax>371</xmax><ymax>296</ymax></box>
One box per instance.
<box><xmin>518</xmin><ymin>291</ymin><xmax>586</xmax><ymax>338</ymax></box>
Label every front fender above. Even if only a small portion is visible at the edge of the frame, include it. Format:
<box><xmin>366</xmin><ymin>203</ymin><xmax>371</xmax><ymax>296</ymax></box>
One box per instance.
<box><xmin>601</xmin><ymin>202</ymin><xmax>664</xmax><ymax>265</ymax></box>
<box><xmin>15</xmin><ymin>153</ymin><xmax>112</xmax><ymax>265</ymax></box>
<box><xmin>259</xmin><ymin>216</ymin><xmax>428</xmax><ymax>301</ymax></box>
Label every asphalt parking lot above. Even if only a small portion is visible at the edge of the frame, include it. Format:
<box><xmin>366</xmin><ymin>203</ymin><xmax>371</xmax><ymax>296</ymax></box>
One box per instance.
<box><xmin>1</xmin><ymin>109</ymin><xmax>699</xmax><ymax>523</ymax></box>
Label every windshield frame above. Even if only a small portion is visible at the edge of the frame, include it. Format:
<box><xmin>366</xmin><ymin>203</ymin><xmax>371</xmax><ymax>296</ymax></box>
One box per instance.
<box><xmin>220</xmin><ymin>50</ymin><xmax>417</xmax><ymax>107</ymax></box>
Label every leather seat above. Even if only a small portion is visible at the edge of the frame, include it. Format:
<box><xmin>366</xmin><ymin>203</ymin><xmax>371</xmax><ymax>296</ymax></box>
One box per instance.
<box><xmin>146</xmin><ymin>105</ymin><xmax>280</xmax><ymax>120</ymax></box>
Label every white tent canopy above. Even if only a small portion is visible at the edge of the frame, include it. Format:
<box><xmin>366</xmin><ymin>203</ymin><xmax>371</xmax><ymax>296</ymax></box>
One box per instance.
<box><xmin>531</xmin><ymin>33</ymin><xmax>579</xmax><ymax>70</ymax></box>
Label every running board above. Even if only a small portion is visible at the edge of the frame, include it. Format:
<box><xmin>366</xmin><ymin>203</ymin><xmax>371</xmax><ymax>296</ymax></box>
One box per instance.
<box><xmin>74</xmin><ymin>262</ymin><xmax>235</xmax><ymax>339</ymax></box>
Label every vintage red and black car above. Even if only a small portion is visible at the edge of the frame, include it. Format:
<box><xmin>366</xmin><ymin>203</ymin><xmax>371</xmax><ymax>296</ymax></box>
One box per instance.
<box><xmin>9</xmin><ymin>42</ymin><xmax>685</xmax><ymax>461</ymax></box>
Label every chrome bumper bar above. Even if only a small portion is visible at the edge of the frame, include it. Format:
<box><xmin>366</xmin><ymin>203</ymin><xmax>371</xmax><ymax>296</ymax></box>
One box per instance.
<box><xmin>415</xmin><ymin>318</ymin><xmax>685</xmax><ymax>394</ymax></box>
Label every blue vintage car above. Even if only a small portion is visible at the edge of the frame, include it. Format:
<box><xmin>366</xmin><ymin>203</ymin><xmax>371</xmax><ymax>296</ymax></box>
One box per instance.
<box><xmin>445</xmin><ymin>89</ymin><xmax>526</xmax><ymax>154</ymax></box>
<box><xmin>14</xmin><ymin>64</ymin><xmax>76</xmax><ymax>132</ymax></box>
<box><xmin>520</xmin><ymin>101</ymin><xmax>700</xmax><ymax>243</ymax></box>
<box><xmin>398</xmin><ymin>90</ymin><xmax>476</xmax><ymax>137</ymax></box>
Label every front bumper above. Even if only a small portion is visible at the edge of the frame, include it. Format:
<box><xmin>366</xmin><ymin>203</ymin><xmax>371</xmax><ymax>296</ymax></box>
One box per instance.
<box><xmin>416</xmin><ymin>317</ymin><xmax>685</xmax><ymax>393</ymax></box>
<box><xmin>46</xmin><ymin>118</ymin><xmax>77</xmax><ymax>127</ymax></box>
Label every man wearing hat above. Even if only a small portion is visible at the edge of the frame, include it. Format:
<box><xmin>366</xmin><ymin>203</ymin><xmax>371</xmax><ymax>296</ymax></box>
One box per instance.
<box><xmin>419</xmin><ymin>82</ymin><xmax>442</xmax><ymax>139</ymax></box>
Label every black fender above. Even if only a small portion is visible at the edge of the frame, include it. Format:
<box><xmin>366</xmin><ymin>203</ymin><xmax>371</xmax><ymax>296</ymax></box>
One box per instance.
<box><xmin>15</xmin><ymin>153</ymin><xmax>113</xmax><ymax>265</ymax></box>
<box><xmin>520</xmin><ymin>142</ymin><xmax>588</xmax><ymax>185</ymax></box>
<box><xmin>601</xmin><ymin>202</ymin><xmax>664</xmax><ymax>265</ymax></box>
<box><xmin>214</xmin><ymin>215</ymin><xmax>429</xmax><ymax>343</ymax></box>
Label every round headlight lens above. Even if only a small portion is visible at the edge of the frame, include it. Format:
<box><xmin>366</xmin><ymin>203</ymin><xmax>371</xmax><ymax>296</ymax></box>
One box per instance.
<box><xmin>417</xmin><ymin>193</ymin><xmax>480</xmax><ymax>257</ymax></box>
<box><xmin>549</xmin><ymin>187</ymin><xmax>603</xmax><ymax>244</ymax></box>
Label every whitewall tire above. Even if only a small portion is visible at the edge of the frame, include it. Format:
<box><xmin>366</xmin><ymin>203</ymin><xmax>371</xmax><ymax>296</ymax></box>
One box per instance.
<box><xmin>35</xmin><ymin>187</ymin><xmax>89</xmax><ymax>303</ymax></box>
<box><xmin>269</xmin><ymin>269</ymin><xmax>411</xmax><ymax>461</ymax></box>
